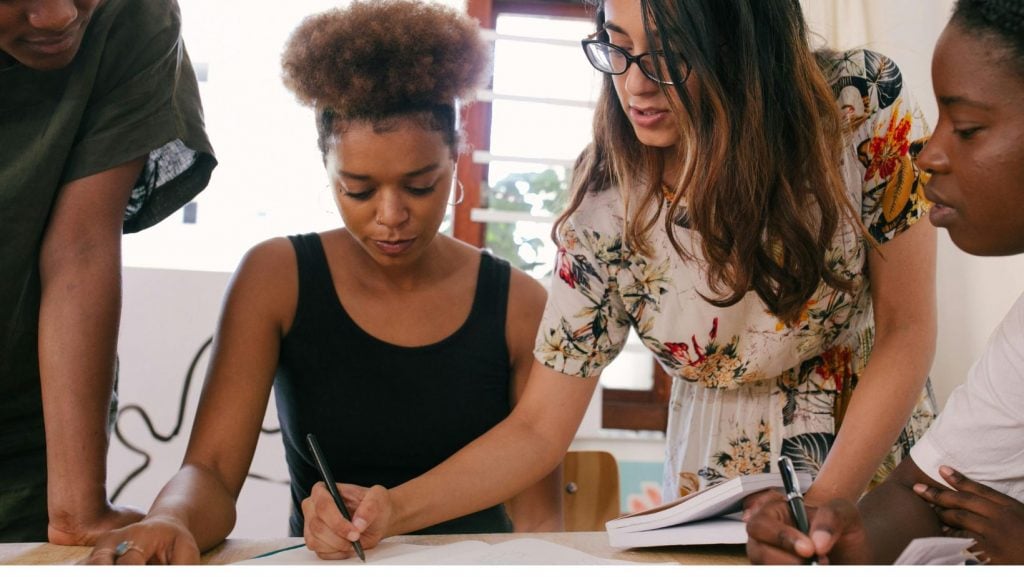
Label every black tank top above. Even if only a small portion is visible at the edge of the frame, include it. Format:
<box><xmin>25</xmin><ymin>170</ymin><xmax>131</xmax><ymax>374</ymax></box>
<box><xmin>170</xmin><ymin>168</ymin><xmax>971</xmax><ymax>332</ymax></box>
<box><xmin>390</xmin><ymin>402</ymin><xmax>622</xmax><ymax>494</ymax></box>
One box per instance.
<box><xmin>274</xmin><ymin>233</ymin><xmax>514</xmax><ymax>536</ymax></box>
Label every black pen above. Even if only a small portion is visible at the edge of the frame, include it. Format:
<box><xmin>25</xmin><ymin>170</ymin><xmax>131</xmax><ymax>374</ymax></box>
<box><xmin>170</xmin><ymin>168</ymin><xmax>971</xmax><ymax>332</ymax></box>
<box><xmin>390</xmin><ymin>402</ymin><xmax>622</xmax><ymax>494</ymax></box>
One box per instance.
<box><xmin>306</xmin><ymin>433</ymin><xmax>366</xmax><ymax>562</ymax></box>
<box><xmin>778</xmin><ymin>456</ymin><xmax>817</xmax><ymax>565</ymax></box>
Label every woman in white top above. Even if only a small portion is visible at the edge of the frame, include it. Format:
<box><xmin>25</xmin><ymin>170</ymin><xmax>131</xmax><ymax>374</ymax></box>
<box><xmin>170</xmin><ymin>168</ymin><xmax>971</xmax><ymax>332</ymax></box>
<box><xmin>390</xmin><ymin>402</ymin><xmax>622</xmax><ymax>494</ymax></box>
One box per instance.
<box><xmin>746</xmin><ymin>0</ymin><xmax>1024</xmax><ymax>565</ymax></box>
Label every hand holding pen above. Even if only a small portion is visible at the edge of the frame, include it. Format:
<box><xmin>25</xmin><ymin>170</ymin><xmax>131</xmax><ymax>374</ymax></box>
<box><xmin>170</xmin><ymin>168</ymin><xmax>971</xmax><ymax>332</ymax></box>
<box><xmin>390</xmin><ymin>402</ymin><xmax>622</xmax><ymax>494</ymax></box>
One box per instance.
<box><xmin>778</xmin><ymin>456</ymin><xmax>817</xmax><ymax>565</ymax></box>
<box><xmin>306</xmin><ymin>433</ymin><xmax>366</xmax><ymax>562</ymax></box>
<box><xmin>747</xmin><ymin>460</ymin><xmax>875</xmax><ymax>564</ymax></box>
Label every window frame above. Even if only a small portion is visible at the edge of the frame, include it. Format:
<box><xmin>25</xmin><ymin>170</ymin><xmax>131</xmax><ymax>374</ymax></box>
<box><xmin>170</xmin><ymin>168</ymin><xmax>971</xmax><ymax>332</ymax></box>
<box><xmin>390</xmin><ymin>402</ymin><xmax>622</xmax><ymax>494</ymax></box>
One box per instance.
<box><xmin>457</xmin><ymin>0</ymin><xmax>669</xmax><ymax>432</ymax></box>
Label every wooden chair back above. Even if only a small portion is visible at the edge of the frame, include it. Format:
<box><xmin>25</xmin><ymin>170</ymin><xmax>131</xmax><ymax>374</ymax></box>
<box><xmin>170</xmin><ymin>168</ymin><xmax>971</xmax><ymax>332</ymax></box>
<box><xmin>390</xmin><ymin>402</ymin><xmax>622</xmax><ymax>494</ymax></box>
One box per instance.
<box><xmin>562</xmin><ymin>450</ymin><xmax>621</xmax><ymax>531</ymax></box>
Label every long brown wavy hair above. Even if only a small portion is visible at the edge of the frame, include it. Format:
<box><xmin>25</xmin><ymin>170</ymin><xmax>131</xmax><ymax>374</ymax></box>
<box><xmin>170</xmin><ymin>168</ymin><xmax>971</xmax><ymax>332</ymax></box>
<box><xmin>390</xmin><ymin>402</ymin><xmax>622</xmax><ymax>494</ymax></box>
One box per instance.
<box><xmin>557</xmin><ymin>0</ymin><xmax>860</xmax><ymax>324</ymax></box>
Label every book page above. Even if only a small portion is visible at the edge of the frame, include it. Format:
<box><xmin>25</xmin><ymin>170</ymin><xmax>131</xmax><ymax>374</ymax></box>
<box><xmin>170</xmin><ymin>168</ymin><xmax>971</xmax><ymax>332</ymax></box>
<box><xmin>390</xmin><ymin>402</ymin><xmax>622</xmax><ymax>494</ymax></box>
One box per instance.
<box><xmin>608</xmin><ymin>517</ymin><xmax>748</xmax><ymax>548</ymax></box>
<box><xmin>894</xmin><ymin>537</ymin><xmax>978</xmax><ymax>565</ymax></box>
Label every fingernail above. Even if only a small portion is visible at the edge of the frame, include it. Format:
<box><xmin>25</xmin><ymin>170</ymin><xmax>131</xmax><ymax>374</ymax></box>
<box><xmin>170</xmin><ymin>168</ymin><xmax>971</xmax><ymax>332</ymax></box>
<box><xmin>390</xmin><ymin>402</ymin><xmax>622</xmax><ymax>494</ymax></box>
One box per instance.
<box><xmin>913</xmin><ymin>483</ymin><xmax>928</xmax><ymax>493</ymax></box>
<box><xmin>741</xmin><ymin>511</ymin><xmax>750</xmax><ymax>522</ymax></box>
<box><xmin>353</xmin><ymin>517</ymin><xmax>368</xmax><ymax>532</ymax></box>
<box><xmin>347</xmin><ymin>531</ymin><xmax>361</xmax><ymax>542</ymax></box>
<box><xmin>811</xmin><ymin>530</ymin><xmax>831</xmax><ymax>551</ymax></box>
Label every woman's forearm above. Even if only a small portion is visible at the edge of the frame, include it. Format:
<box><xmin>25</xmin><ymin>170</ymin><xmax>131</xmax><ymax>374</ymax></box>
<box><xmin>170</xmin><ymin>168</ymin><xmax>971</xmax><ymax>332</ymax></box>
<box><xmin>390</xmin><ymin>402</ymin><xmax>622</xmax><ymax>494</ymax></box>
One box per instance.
<box><xmin>146</xmin><ymin>464</ymin><xmax>240</xmax><ymax>552</ymax></box>
<box><xmin>388</xmin><ymin>367</ymin><xmax>597</xmax><ymax>535</ymax></box>
<box><xmin>807</xmin><ymin>324</ymin><xmax>935</xmax><ymax>504</ymax></box>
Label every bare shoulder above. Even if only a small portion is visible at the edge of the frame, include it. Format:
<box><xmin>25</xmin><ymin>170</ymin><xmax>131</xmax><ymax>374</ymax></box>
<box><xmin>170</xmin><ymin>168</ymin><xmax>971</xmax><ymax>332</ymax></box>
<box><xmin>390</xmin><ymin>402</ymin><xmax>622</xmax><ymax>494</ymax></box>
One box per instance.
<box><xmin>235</xmin><ymin>237</ymin><xmax>297</xmax><ymax>282</ymax></box>
<box><xmin>227</xmin><ymin>236</ymin><xmax>299</xmax><ymax>330</ymax></box>
<box><xmin>506</xmin><ymin>265</ymin><xmax>548</xmax><ymax>320</ymax></box>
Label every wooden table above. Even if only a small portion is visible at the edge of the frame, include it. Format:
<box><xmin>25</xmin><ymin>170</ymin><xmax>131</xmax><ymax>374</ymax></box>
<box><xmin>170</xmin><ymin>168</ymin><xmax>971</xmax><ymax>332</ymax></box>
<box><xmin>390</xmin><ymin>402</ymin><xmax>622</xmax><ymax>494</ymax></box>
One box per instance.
<box><xmin>0</xmin><ymin>532</ymin><xmax>747</xmax><ymax>565</ymax></box>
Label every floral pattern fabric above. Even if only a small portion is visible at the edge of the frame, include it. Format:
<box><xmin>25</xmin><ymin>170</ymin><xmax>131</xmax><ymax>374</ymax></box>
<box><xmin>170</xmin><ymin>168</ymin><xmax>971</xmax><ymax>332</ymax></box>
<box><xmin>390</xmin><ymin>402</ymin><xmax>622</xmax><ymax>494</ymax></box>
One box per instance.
<box><xmin>535</xmin><ymin>50</ymin><xmax>936</xmax><ymax>498</ymax></box>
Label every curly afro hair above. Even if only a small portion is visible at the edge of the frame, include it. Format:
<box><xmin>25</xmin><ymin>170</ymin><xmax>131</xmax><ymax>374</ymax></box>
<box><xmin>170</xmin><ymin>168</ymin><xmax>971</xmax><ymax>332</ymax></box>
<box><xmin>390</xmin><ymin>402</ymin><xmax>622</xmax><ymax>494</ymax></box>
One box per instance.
<box><xmin>282</xmin><ymin>0</ymin><xmax>489</xmax><ymax>119</ymax></box>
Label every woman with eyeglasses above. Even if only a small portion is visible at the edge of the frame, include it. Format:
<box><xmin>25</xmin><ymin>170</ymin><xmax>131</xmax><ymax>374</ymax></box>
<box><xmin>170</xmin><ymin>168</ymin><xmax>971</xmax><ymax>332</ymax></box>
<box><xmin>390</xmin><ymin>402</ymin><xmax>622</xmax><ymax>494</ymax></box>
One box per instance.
<box><xmin>296</xmin><ymin>0</ymin><xmax>938</xmax><ymax>557</ymax></box>
<box><xmin>563</xmin><ymin>0</ymin><xmax>938</xmax><ymax>504</ymax></box>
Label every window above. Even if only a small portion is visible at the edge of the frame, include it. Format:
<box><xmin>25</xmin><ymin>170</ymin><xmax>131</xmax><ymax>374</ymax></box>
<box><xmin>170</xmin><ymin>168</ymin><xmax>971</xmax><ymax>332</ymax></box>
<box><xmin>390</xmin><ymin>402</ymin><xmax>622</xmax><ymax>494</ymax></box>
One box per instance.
<box><xmin>459</xmin><ymin>0</ymin><xmax>669</xmax><ymax>432</ymax></box>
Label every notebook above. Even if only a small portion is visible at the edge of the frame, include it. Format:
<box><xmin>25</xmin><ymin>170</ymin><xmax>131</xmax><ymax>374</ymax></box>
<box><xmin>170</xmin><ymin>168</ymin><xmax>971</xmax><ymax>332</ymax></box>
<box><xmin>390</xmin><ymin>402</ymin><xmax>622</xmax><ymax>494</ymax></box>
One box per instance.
<box><xmin>606</xmin><ymin>471</ymin><xmax>811</xmax><ymax>548</ymax></box>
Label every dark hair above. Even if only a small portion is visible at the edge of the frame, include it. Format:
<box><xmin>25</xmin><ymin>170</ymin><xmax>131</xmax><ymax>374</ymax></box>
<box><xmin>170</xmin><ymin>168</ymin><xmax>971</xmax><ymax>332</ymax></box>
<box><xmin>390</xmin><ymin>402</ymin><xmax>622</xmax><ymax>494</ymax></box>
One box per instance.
<box><xmin>951</xmin><ymin>0</ymin><xmax>1024</xmax><ymax>73</ymax></box>
<box><xmin>280</xmin><ymin>0</ymin><xmax>490</xmax><ymax>159</ymax></box>
<box><xmin>559</xmin><ymin>0</ymin><xmax>856</xmax><ymax>324</ymax></box>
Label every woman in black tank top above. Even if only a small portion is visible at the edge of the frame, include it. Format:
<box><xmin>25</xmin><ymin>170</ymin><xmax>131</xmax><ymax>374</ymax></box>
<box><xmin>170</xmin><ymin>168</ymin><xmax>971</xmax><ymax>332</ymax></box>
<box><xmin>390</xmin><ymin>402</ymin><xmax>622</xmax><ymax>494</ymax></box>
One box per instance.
<box><xmin>84</xmin><ymin>0</ymin><xmax>559</xmax><ymax>564</ymax></box>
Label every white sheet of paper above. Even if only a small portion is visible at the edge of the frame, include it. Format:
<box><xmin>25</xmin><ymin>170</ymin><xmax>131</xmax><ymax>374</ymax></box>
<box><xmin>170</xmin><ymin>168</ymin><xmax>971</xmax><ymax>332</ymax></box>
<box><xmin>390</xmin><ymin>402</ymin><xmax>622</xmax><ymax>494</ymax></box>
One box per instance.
<box><xmin>239</xmin><ymin>538</ymin><xmax>643</xmax><ymax>565</ymax></box>
<box><xmin>894</xmin><ymin>537</ymin><xmax>978</xmax><ymax>565</ymax></box>
<box><xmin>238</xmin><ymin>541</ymin><xmax>433</xmax><ymax>565</ymax></box>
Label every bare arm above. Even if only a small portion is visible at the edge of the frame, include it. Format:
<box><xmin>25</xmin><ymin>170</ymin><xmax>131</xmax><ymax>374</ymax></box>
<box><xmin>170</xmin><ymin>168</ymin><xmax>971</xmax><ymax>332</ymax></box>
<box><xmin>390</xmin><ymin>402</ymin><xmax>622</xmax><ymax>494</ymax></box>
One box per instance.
<box><xmin>86</xmin><ymin>239</ymin><xmax>297</xmax><ymax>563</ymax></box>
<box><xmin>40</xmin><ymin>158</ymin><xmax>146</xmax><ymax>546</ymax></box>
<box><xmin>806</xmin><ymin>219</ymin><xmax>937</xmax><ymax>505</ymax></box>
<box><xmin>857</xmin><ymin>457</ymin><xmax>945</xmax><ymax>562</ymax></box>
<box><xmin>503</xmin><ymin>269</ymin><xmax>564</xmax><ymax>532</ymax></box>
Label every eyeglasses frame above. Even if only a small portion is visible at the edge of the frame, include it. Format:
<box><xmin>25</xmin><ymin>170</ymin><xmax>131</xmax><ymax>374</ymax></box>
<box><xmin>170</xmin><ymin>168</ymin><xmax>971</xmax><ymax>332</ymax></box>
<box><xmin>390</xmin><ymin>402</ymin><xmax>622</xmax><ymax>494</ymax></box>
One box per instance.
<box><xmin>581</xmin><ymin>34</ymin><xmax>691</xmax><ymax>86</ymax></box>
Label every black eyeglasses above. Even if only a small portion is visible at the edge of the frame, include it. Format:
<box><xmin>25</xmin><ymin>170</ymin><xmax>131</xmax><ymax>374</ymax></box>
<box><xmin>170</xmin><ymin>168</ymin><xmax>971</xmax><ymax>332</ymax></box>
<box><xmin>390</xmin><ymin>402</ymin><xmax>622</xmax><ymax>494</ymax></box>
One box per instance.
<box><xmin>581</xmin><ymin>34</ymin><xmax>690</xmax><ymax>86</ymax></box>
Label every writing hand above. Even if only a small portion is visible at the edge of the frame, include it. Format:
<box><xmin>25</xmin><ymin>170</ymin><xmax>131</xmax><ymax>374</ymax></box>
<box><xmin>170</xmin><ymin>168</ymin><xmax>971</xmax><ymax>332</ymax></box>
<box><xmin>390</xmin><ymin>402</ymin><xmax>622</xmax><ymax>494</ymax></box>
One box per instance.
<box><xmin>83</xmin><ymin>515</ymin><xmax>200</xmax><ymax>565</ymax></box>
<box><xmin>302</xmin><ymin>482</ymin><xmax>389</xmax><ymax>559</ymax></box>
<box><xmin>746</xmin><ymin>497</ymin><xmax>872</xmax><ymax>564</ymax></box>
<box><xmin>914</xmin><ymin>466</ymin><xmax>1024</xmax><ymax>565</ymax></box>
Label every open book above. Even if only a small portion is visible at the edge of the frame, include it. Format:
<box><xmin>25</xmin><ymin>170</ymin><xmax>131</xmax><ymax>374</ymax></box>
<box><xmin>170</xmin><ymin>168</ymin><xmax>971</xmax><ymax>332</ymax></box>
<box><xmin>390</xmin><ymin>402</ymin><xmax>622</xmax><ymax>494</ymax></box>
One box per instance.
<box><xmin>606</xmin><ymin>471</ymin><xmax>812</xmax><ymax>548</ymax></box>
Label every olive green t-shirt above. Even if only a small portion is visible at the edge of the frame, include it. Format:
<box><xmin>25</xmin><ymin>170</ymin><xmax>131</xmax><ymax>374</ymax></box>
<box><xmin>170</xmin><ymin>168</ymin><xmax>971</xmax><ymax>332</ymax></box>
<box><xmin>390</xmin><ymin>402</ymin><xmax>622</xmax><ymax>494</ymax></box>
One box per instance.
<box><xmin>0</xmin><ymin>0</ymin><xmax>216</xmax><ymax>540</ymax></box>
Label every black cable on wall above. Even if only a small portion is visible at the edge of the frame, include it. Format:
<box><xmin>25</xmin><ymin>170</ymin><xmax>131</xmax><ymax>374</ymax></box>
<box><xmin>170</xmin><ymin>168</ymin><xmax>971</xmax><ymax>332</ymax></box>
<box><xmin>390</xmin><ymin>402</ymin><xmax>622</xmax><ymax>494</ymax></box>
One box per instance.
<box><xmin>111</xmin><ymin>336</ymin><xmax>286</xmax><ymax>502</ymax></box>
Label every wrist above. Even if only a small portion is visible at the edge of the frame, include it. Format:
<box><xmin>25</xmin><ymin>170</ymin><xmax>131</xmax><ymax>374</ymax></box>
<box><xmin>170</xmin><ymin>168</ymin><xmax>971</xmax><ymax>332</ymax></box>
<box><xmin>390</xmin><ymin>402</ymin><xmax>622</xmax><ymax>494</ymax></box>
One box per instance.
<box><xmin>47</xmin><ymin>484</ymin><xmax>109</xmax><ymax>529</ymax></box>
<box><xmin>388</xmin><ymin>485</ymin><xmax>414</xmax><ymax>537</ymax></box>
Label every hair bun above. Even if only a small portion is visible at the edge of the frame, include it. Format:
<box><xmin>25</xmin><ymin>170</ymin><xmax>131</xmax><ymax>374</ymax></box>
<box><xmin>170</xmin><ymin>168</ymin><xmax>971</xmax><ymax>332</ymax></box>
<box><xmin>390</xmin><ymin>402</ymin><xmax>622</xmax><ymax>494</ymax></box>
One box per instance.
<box><xmin>281</xmin><ymin>0</ymin><xmax>490</xmax><ymax>118</ymax></box>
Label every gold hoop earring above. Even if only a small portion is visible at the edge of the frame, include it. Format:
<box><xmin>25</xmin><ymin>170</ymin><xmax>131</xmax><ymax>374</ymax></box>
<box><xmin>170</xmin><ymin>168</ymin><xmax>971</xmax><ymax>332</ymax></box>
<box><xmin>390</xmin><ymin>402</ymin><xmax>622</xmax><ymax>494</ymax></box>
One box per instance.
<box><xmin>449</xmin><ymin>180</ymin><xmax>465</xmax><ymax>206</ymax></box>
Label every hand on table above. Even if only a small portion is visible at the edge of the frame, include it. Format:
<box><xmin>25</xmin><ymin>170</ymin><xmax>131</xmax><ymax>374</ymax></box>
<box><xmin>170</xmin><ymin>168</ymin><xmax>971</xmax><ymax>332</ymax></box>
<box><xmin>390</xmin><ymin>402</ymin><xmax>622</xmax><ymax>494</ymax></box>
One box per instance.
<box><xmin>83</xmin><ymin>515</ymin><xmax>200</xmax><ymax>564</ymax></box>
<box><xmin>302</xmin><ymin>482</ymin><xmax>390</xmax><ymax>559</ymax></box>
<box><xmin>745</xmin><ymin>494</ymin><xmax>873</xmax><ymax>565</ymax></box>
<box><xmin>914</xmin><ymin>466</ymin><xmax>1024</xmax><ymax>565</ymax></box>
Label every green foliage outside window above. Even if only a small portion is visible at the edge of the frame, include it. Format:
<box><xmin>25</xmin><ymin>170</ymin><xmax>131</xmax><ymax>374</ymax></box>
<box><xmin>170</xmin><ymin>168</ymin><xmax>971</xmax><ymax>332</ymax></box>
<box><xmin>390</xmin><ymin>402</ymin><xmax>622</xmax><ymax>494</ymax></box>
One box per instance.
<box><xmin>485</xmin><ymin>168</ymin><xmax>569</xmax><ymax>275</ymax></box>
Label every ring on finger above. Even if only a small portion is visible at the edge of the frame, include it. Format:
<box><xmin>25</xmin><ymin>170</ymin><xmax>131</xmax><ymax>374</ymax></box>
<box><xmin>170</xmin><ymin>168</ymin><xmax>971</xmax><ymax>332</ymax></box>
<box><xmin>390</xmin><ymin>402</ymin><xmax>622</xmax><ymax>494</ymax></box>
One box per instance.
<box><xmin>114</xmin><ymin>540</ymin><xmax>133</xmax><ymax>557</ymax></box>
<box><xmin>115</xmin><ymin>540</ymin><xmax>145</xmax><ymax>559</ymax></box>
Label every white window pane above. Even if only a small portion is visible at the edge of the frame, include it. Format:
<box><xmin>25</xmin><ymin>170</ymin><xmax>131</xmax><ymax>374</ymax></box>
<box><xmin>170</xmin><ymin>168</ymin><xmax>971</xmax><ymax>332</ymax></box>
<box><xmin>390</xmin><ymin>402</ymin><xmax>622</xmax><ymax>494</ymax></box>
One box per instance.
<box><xmin>492</xmin><ymin>42</ymin><xmax>602</xmax><ymax>103</ymax></box>
<box><xmin>489</xmin><ymin>100</ymin><xmax>594</xmax><ymax>161</ymax></box>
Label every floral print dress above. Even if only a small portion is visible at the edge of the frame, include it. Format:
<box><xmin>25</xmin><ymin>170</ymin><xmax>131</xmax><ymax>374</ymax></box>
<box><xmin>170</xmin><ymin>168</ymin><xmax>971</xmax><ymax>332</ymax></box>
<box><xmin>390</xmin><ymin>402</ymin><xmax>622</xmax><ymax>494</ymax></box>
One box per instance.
<box><xmin>535</xmin><ymin>50</ymin><xmax>937</xmax><ymax>499</ymax></box>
